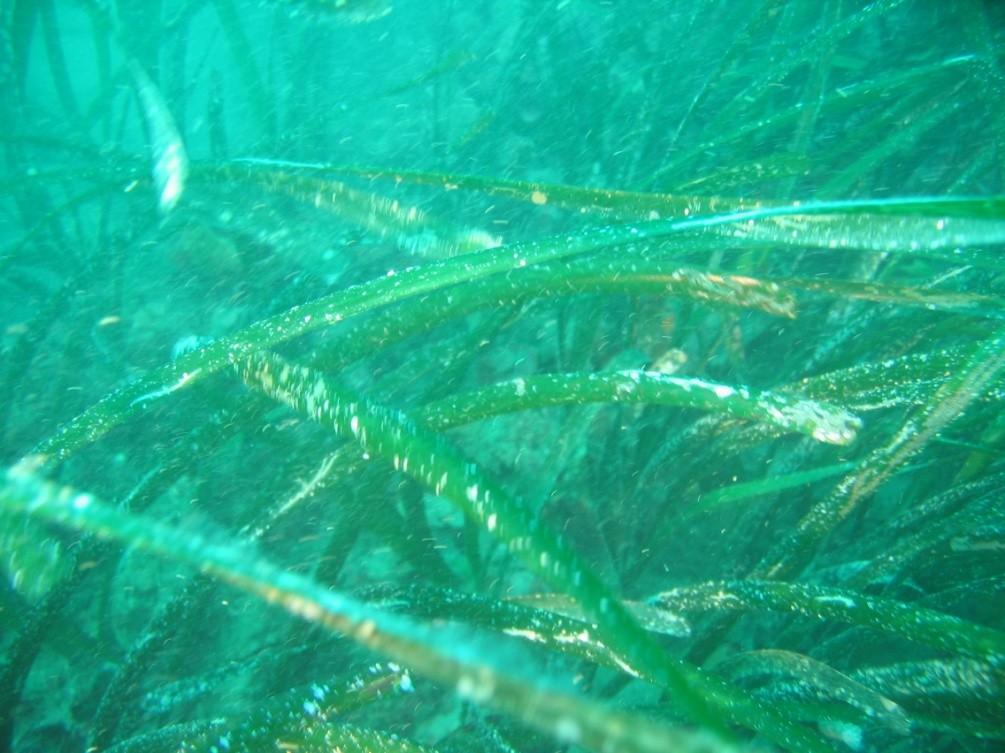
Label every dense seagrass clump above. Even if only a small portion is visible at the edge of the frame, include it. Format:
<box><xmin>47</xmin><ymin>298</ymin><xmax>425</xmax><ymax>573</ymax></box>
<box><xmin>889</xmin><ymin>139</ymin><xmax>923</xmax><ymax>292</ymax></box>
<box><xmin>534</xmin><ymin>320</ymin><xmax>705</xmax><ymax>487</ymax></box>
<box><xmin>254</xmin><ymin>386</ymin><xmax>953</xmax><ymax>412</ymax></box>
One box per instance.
<box><xmin>2</xmin><ymin>2</ymin><xmax>1004</xmax><ymax>753</ymax></box>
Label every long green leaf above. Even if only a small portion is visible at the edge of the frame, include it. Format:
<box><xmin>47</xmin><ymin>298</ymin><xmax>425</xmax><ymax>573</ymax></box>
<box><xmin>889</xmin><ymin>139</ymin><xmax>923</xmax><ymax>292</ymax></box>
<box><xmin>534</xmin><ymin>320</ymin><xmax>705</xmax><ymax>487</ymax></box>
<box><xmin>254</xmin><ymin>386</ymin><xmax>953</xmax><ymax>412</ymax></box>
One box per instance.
<box><xmin>32</xmin><ymin>200</ymin><xmax>907</xmax><ymax>463</ymax></box>
<box><xmin>717</xmin><ymin>649</ymin><xmax>911</xmax><ymax>734</ymax></box>
<box><xmin>233</xmin><ymin>350</ymin><xmax>834</xmax><ymax>752</ymax></box>
<box><xmin>649</xmin><ymin>580</ymin><xmax>1005</xmax><ymax>660</ymax></box>
<box><xmin>421</xmin><ymin>370</ymin><xmax>860</xmax><ymax>445</ymax></box>
<box><xmin>0</xmin><ymin>464</ymin><xmax>745</xmax><ymax>753</ymax></box>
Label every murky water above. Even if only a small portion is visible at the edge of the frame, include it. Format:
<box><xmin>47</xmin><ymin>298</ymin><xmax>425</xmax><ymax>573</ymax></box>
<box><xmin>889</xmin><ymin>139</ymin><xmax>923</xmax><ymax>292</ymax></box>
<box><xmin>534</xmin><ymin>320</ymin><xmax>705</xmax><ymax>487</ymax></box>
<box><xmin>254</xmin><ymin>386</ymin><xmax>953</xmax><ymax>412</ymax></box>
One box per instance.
<box><xmin>1</xmin><ymin>2</ymin><xmax>1004</xmax><ymax>752</ymax></box>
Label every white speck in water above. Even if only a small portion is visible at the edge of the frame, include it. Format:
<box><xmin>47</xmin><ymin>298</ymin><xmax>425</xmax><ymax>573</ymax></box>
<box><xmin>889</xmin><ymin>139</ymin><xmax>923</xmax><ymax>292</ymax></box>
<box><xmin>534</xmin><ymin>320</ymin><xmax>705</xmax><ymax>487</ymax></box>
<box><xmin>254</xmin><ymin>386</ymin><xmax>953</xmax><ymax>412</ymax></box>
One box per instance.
<box><xmin>555</xmin><ymin>718</ymin><xmax>582</xmax><ymax>743</ymax></box>
<box><xmin>456</xmin><ymin>673</ymin><xmax>494</xmax><ymax>703</ymax></box>
<box><xmin>815</xmin><ymin>594</ymin><xmax>856</xmax><ymax>608</ymax></box>
<box><xmin>820</xmin><ymin>720</ymin><xmax>863</xmax><ymax>750</ymax></box>
<box><xmin>713</xmin><ymin>384</ymin><xmax>734</xmax><ymax>399</ymax></box>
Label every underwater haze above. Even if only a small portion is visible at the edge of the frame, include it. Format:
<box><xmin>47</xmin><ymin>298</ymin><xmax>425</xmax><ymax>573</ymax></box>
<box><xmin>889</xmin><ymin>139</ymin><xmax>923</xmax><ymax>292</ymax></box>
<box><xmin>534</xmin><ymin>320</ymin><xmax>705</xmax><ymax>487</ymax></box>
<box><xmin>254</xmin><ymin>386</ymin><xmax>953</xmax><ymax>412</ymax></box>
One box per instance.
<box><xmin>2</xmin><ymin>1</ymin><xmax>1005</xmax><ymax>752</ymax></box>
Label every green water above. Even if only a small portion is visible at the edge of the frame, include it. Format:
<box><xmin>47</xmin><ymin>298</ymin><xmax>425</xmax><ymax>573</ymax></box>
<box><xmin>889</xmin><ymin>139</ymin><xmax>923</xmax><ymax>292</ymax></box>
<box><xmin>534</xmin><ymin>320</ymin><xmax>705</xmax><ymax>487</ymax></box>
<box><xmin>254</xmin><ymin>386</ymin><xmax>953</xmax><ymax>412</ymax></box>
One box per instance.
<box><xmin>1</xmin><ymin>2</ymin><xmax>1004</xmax><ymax>752</ymax></box>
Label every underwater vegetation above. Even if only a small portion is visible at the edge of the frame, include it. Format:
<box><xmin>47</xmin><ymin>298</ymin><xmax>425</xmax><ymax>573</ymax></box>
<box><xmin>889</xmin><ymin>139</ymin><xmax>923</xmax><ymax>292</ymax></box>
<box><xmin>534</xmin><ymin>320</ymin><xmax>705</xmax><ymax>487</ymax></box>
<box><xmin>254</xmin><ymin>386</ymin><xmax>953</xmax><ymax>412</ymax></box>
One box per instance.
<box><xmin>2</xmin><ymin>0</ymin><xmax>1005</xmax><ymax>752</ymax></box>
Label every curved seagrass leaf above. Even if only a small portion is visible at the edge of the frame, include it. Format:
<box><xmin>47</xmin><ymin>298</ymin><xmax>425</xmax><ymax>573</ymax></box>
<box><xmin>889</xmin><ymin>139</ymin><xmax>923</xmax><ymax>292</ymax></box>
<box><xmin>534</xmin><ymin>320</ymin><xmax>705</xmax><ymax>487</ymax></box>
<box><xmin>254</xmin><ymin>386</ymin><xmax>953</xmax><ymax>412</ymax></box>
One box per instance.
<box><xmin>671</xmin><ymin>153</ymin><xmax>810</xmax><ymax>193</ymax></box>
<box><xmin>230</xmin><ymin>156</ymin><xmax>756</xmax><ymax>219</ymax></box>
<box><xmin>726</xmin><ymin>210</ymin><xmax>1005</xmax><ymax>265</ymax></box>
<box><xmin>648</xmin><ymin>580</ymin><xmax>1005</xmax><ymax>660</ymax></box>
<box><xmin>716</xmin><ymin>649</ymin><xmax>911</xmax><ymax>735</ymax></box>
<box><xmin>673</xmin><ymin>462</ymin><xmax>858</xmax><ymax>524</ymax></box>
<box><xmin>789</xmin><ymin>346</ymin><xmax>980</xmax><ymax>412</ymax></box>
<box><xmin>781</xmin><ymin>277</ymin><xmax>1005</xmax><ymax>319</ymax></box>
<box><xmin>239</xmin><ymin>157</ymin><xmax>1005</xmax><ymax>221</ymax></box>
<box><xmin>511</xmin><ymin>261</ymin><xmax>799</xmax><ymax>318</ymax></box>
<box><xmin>420</xmin><ymin>370</ymin><xmax>860</xmax><ymax>445</ymax></box>
<box><xmin>178</xmin><ymin>668</ymin><xmax>419</xmax><ymax>753</ymax></box>
<box><xmin>506</xmin><ymin>592</ymin><xmax>691</xmax><ymax>638</ymax></box>
<box><xmin>234</xmin><ymin>160</ymin><xmax>1005</xmax><ymax>262</ymax></box>
<box><xmin>232</xmin><ymin>350</ymin><xmax>834</xmax><ymax>752</ymax></box>
<box><xmin>360</xmin><ymin>583</ymin><xmax>688</xmax><ymax>673</ymax></box>
<box><xmin>28</xmin><ymin>202</ymin><xmax>869</xmax><ymax>463</ymax></box>
<box><xmin>196</xmin><ymin>163</ymin><xmax>500</xmax><ymax>257</ymax></box>
<box><xmin>0</xmin><ymin>465</ymin><xmax>749</xmax><ymax>753</ymax></box>
<box><xmin>304</xmin><ymin>259</ymin><xmax>796</xmax><ymax>380</ymax></box>
<box><xmin>462</xmin><ymin>192</ymin><xmax>995</xmax><ymax>270</ymax></box>
<box><xmin>757</xmin><ymin>326</ymin><xmax>1005</xmax><ymax>579</ymax></box>
<box><xmin>298</xmin><ymin>161</ymin><xmax>1005</xmax><ymax>223</ymax></box>
<box><xmin>851</xmin><ymin>658</ymin><xmax>1005</xmax><ymax>737</ymax></box>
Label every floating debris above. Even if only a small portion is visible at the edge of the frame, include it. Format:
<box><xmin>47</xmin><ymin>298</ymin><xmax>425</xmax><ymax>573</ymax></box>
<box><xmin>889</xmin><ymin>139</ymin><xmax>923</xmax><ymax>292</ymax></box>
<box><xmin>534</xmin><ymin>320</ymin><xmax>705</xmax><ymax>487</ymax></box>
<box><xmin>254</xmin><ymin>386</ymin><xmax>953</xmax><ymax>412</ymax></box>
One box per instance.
<box><xmin>127</xmin><ymin>59</ymin><xmax>189</xmax><ymax>213</ymax></box>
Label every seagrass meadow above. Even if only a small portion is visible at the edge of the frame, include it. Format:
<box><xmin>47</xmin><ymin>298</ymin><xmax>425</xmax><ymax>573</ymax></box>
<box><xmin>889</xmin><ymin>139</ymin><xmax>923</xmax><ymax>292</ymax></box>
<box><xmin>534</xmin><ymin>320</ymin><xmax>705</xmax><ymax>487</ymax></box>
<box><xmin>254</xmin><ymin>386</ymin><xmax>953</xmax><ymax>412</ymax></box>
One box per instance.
<box><xmin>2</xmin><ymin>0</ymin><xmax>1005</xmax><ymax>752</ymax></box>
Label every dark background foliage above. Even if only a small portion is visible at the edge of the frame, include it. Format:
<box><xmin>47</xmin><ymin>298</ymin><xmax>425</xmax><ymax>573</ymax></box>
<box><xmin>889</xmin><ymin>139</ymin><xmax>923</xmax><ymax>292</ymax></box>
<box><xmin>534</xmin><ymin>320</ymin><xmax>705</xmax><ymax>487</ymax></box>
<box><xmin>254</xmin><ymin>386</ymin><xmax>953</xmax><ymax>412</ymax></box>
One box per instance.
<box><xmin>1</xmin><ymin>1</ymin><xmax>1004</xmax><ymax>752</ymax></box>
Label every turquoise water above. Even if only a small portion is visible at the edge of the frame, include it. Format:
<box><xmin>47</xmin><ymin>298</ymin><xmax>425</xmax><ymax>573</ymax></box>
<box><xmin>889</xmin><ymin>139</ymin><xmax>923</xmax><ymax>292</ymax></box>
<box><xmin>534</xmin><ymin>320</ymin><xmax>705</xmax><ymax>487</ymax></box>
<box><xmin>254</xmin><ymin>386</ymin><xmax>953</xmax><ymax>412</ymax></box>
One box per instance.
<box><xmin>1</xmin><ymin>2</ymin><xmax>1004</xmax><ymax>752</ymax></box>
